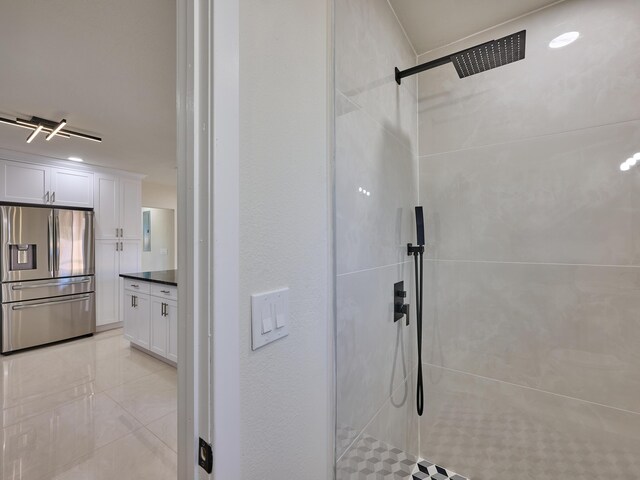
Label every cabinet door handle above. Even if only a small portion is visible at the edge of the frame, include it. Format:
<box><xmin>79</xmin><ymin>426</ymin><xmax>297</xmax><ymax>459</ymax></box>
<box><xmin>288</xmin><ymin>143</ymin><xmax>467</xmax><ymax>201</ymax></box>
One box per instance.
<box><xmin>51</xmin><ymin>191</ymin><xmax>55</xmax><ymax>203</ymax></box>
<box><xmin>120</xmin><ymin>228</ymin><xmax>124</xmax><ymax>237</ymax></box>
<box><xmin>116</xmin><ymin>242</ymin><xmax>119</xmax><ymax>252</ymax></box>
<box><xmin>131</xmin><ymin>295</ymin><xmax>134</xmax><ymax>307</ymax></box>
<box><xmin>134</xmin><ymin>295</ymin><xmax>138</xmax><ymax>308</ymax></box>
<box><xmin>120</xmin><ymin>242</ymin><xmax>123</xmax><ymax>251</ymax></box>
<box><xmin>116</xmin><ymin>228</ymin><xmax>119</xmax><ymax>238</ymax></box>
<box><xmin>45</xmin><ymin>191</ymin><xmax>50</xmax><ymax>204</ymax></box>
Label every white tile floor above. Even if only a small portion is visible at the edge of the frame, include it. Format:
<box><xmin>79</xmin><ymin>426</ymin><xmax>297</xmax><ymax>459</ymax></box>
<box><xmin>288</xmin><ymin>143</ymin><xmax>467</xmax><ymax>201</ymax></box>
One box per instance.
<box><xmin>1</xmin><ymin>329</ymin><xmax>177</xmax><ymax>480</ymax></box>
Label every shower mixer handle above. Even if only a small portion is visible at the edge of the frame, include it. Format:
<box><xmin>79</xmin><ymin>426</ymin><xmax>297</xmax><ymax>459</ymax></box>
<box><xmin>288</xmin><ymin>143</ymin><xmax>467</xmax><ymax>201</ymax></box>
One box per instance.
<box><xmin>394</xmin><ymin>281</ymin><xmax>410</xmax><ymax>326</ymax></box>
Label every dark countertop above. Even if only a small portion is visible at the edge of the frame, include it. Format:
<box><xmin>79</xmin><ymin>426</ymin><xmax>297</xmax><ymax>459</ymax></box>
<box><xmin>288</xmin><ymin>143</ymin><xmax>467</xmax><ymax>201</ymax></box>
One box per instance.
<box><xmin>120</xmin><ymin>269</ymin><xmax>177</xmax><ymax>286</ymax></box>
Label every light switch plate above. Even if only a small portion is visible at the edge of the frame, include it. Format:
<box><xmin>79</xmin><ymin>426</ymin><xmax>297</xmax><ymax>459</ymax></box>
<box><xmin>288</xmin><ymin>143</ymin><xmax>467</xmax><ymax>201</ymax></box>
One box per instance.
<box><xmin>251</xmin><ymin>287</ymin><xmax>289</xmax><ymax>350</ymax></box>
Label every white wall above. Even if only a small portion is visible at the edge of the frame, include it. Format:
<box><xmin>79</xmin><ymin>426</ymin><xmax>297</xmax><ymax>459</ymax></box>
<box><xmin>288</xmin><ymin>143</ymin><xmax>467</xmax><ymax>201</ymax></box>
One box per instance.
<box><xmin>142</xmin><ymin>181</ymin><xmax>177</xmax><ymax>210</ymax></box>
<box><xmin>141</xmin><ymin>207</ymin><xmax>176</xmax><ymax>271</ymax></box>
<box><xmin>238</xmin><ymin>0</ymin><xmax>330</xmax><ymax>478</ymax></box>
<box><xmin>334</xmin><ymin>0</ymin><xmax>420</xmax><ymax>472</ymax></box>
<box><xmin>142</xmin><ymin>181</ymin><xmax>177</xmax><ymax>271</ymax></box>
<box><xmin>417</xmin><ymin>0</ymin><xmax>640</xmax><ymax>477</ymax></box>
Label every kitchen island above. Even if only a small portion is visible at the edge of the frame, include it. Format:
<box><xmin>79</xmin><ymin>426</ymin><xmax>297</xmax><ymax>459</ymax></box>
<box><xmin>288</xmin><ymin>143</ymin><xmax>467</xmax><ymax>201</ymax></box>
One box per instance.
<box><xmin>120</xmin><ymin>270</ymin><xmax>177</xmax><ymax>365</ymax></box>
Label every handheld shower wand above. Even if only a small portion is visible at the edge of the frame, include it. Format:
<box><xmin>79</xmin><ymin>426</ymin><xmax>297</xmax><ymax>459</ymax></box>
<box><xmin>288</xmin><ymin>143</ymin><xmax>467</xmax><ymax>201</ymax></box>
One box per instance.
<box><xmin>408</xmin><ymin>207</ymin><xmax>425</xmax><ymax>416</ymax></box>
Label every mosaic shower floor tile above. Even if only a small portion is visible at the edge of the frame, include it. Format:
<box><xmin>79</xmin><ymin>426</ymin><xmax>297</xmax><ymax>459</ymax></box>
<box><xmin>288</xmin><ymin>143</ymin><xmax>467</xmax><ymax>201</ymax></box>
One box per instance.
<box><xmin>336</xmin><ymin>431</ymin><xmax>469</xmax><ymax>480</ymax></box>
<box><xmin>412</xmin><ymin>459</ymin><xmax>468</xmax><ymax>480</ymax></box>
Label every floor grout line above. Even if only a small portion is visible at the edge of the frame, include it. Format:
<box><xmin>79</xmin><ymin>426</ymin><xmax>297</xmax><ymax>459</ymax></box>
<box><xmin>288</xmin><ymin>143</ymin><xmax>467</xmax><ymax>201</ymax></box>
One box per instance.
<box><xmin>144</xmin><ymin>410</ymin><xmax>178</xmax><ymax>454</ymax></box>
<box><xmin>423</xmin><ymin>362</ymin><xmax>640</xmax><ymax>418</ymax></box>
<box><xmin>51</xmin><ymin>424</ymin><xmax>152</xmax><ymax>478</ymax></box>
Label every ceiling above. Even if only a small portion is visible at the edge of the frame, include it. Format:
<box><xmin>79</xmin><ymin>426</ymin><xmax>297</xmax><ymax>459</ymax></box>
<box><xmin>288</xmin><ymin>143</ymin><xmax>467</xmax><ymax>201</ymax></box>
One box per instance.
<box><xmin>0</xmin><ymin>0</ymin><xmax>176</xmax><ymax>185</ymax></box>
<box><xmin>389</xmin><ymin>0</ymin><xmax>562</xmax><ymax>55</ymax></box>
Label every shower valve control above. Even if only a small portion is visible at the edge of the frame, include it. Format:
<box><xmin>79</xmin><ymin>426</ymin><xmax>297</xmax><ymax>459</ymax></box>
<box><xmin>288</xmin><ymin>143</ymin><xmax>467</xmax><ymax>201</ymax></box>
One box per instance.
<box><xmin>394</xmin><ymin>281</ymin><xmax>410</xmax><ymax>326</ymax></box>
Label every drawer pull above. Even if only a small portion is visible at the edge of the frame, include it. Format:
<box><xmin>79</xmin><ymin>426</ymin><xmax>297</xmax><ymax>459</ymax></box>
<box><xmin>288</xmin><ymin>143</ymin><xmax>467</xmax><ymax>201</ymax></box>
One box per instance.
<box><xmin>130</xmin><ymin>284</ymin><xmax>139</xmax><ymax>288</ymax></box>
<box><xmin>12</xmin><ymin>278</ymin><xmax>91</xmax><ymax>290</ymax></box>
<box><xmin>12</xmin><ymin>295</ymin><xmax>90</xmax><ymax>310</ymax></box>
<box><xmin>160</xmin><ymin>290</ymin><xmax>170</xmax><ymax>294</ymax></box>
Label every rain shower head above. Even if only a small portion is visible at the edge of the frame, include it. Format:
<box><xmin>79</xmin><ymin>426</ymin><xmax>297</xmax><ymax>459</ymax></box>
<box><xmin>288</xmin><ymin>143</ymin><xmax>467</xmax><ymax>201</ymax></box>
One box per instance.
<box><xmin>451</xmin><ymin>31</ymin><xmax>526</xmax><ymax>78</ymax></box>
<box><xmin>395</xmin><ymin>30</ymin><xmax>526</xmax><ymax>85</ymax></box>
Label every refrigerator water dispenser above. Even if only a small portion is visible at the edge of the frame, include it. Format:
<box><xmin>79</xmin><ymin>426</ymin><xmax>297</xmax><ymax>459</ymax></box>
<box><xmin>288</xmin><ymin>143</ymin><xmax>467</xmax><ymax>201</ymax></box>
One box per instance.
<box><xmin>10</xmin><ymin>244</ymin><xmax>37</xmax><ymax>271</ymax></box>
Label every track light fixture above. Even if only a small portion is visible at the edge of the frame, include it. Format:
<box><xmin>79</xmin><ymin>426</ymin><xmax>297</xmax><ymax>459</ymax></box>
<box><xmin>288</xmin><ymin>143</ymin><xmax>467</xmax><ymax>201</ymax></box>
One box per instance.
<box><xmin>45</xmin><ymin>119</ymin><xmax>67</xmax><ymax>141</ymax></box>
<box><xmin>0</xmin><ymin>115</ymin><xmax>102</xmax><ymax>143</ymax></box>
<box><xmin>26</xmin><ymin>125</ymin><xmax>43</xmax><ymax>143</ymax></box>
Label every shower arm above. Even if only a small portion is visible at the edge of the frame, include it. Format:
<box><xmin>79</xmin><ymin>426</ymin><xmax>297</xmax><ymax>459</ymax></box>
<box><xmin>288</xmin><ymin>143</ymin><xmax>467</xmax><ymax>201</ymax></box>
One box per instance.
<box><xmin>395</xmin><ymin>55</ymin><xmax>452</xmax><ymax>85</ymax></box>
<box><xmin>394</xmin><ymin>38</ymin><xmax>494</xmax><ymax>85</ymax></box>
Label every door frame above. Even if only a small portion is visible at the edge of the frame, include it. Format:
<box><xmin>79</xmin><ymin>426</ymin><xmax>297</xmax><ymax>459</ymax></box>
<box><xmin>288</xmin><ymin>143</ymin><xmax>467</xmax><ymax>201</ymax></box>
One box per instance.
<box><xmin>176</xmin><ymin>0</ymin><xmax>240</xmax><ymax>478</ymax></box>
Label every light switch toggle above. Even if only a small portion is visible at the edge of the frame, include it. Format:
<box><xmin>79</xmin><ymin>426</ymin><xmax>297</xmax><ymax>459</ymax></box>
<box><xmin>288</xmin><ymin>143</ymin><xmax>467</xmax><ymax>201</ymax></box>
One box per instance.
<box><xmin>261</xmin><ymin>302</ymin><xmax>273</xmax><ymax>334</ymax></box>
<box><xmin>251</xmin><ymin>287</ymin><xmax>290</xmax><ymax>350</ymax></box>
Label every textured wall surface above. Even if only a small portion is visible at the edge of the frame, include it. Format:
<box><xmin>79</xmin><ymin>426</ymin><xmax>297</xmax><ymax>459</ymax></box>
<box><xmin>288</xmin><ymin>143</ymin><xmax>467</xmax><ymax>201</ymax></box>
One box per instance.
<box><xmin>334</xmin><ymin>0</ymin><xmax>420</xmax><ymax>466</ymax></box>
<box><xmin>417</xmin><ymin>0</ymin><xmax>640</xmax><ymax>477</ymax></box>
<box><xmin>238</xmin><ymin>0</ymin><xmax>331</xmax><ymax>478</ymax></box>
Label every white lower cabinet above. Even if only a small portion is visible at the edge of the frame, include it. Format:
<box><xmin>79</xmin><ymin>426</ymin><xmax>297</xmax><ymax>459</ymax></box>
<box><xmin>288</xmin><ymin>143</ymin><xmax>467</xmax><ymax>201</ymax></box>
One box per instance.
<box><xmin>166</xmin><ymin>302</ymin><xmax>178</xmax><ymax>363</ymax></box>
<box><xmin>123</xmin><ymin>280</ymin><xmax>177</xmax><ymax>365</ymax></box>
<box><xmin>96</xmin><ymin>240</ymin><xmax>142</xmax><ymax>327</ymax></box>
<box><xmin>122</xmin><ymin>287</ymin><xmax>150</xmax><ymax>349</ymax></box>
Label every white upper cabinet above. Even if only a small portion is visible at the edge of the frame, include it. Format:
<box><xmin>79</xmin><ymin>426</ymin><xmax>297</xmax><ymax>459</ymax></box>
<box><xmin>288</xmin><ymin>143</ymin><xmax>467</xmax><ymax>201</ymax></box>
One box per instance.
<box><xmin>0</xmin><ymin>161</ymin><xmax>49</xmax><ymax>204</ymax></box>
<box><xmin>120</xmin><ymin>178</ymin><xmax>142</xmax><ymax>240</ymax></box>
<box><xmin>0</xmin><ymin>160</ymin><xmax>93</xmax><ymax>208</ymax></box>
<box><xmin>50</xmin><ymin>167</ymin><xmax>94</xmax><ymax>208</ymax></box>
<box><xmin>94</xmin><ymin>174</ymin><xmax>142</xmax><ymax>241</ymax></box>
<box><xmin>94</xmin><ymin>174</ymin><xmax>120</xmax><ymax>239</ymax></box>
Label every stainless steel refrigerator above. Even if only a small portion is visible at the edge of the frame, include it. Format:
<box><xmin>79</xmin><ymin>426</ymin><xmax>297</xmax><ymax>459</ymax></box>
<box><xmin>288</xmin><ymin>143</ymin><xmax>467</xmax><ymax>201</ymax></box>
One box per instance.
<box><xmin>0</xmin><ymin>205</ymin><xmax>95</xmax><ymax>353</ymax></box>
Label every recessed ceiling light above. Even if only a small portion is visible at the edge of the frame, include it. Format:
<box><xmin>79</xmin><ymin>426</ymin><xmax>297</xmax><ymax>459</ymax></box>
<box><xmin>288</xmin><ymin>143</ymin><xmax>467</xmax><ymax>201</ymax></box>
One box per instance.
<box><xmin>627</xmin><ymin>157</ymin><xmax>637</xmax><ymax>167</ymax></box>
<box><xmin>67</xmin><ymin>156</ymin><xmax>83</xmax><ymax>162</ymax></box>
<box><xmin>620</xmin><ymin>162</ymin><xmax>630</xmax><ymax>171</ymax></box>
<box><xmin>549</xmin><ymin>31</ymin><xmax>580</xmax><ymax>49</ymax></box>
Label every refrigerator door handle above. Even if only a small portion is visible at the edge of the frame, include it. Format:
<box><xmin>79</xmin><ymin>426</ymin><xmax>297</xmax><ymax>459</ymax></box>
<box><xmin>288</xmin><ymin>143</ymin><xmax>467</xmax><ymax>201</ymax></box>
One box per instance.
<box><xmin>47</xmin><ymin>213</ymin><xmax>54</xmax><ymax>275</ymax></box>
<box><xmin>54</xmin><ymin>213</ymin><xmax>60</xmax><ymax>275</ymax></box>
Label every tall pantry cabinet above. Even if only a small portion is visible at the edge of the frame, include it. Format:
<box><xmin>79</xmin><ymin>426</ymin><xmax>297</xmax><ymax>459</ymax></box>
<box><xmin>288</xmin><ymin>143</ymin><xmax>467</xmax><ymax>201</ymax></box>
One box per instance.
<box><xmin>94</xmin><ymin>173</ymin><xmax>142</xmax><ymax>328</ymax></box>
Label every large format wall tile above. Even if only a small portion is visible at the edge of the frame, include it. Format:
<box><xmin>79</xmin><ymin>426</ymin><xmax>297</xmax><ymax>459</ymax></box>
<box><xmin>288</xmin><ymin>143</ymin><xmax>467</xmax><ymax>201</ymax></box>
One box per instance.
<box><xmin>365</xmin><ymin>377</ymin><xmax>419</xmax><ymax>457</ymax></box>
<box><xmin>420</xmin><ymin>120</ymin><xmax>640</xmax><ymax>265</ymax></box>
<box><xmin>419</xmin><ymin>364</ymin><xmax>640</xmax><ymax>479</ymax></box>
<box><xmin>417</xmin><ymin>0</ymin><xmax>640</xmax><ymax>156</ymax></box>
<box><xmin>336</xmin><ymin>0</ymin><xmax>418</xmax><ymax>153</ymax></box>
<box><xmin>421</xmin><ymin>260</ymin><xmax>640</xmax><ymax>413</ymax></box>
<box><xmin>336</xmin><ymin>101</ymin><xmax>418</xmax><ymax>275</ymax></box>
<box><xmin>336</xmin><ymin>262</ymin><xmax>416</xmax><ymax>458</ymax></box>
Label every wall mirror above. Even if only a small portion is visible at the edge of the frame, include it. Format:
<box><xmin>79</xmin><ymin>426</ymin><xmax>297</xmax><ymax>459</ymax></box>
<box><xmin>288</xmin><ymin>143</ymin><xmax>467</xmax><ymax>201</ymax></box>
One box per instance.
<box><xmin>141</xmin><ymin>207</ymin><xmax>176</xmax><ymax>271</ymax></box>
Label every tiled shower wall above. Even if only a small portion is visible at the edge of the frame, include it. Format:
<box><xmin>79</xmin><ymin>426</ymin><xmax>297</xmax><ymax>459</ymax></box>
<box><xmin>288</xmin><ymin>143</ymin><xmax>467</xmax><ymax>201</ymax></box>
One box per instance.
<box><xmin>417</xmin><ymin>0</ymin><xmax>640</xmax><ymax>478</ymax></box>
<box><xmin>335</xmin><ymin>0</ymin><xmax>419</xmax><ymax>464</ymax></box>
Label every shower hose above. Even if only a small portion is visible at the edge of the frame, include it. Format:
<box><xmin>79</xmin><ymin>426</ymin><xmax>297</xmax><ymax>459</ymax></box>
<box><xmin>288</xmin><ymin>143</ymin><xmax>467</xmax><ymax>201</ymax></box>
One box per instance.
<box><xmin>414</xmin><ymin>250</ymin><xmax>424</xmax><ymax>416</ymax></box>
